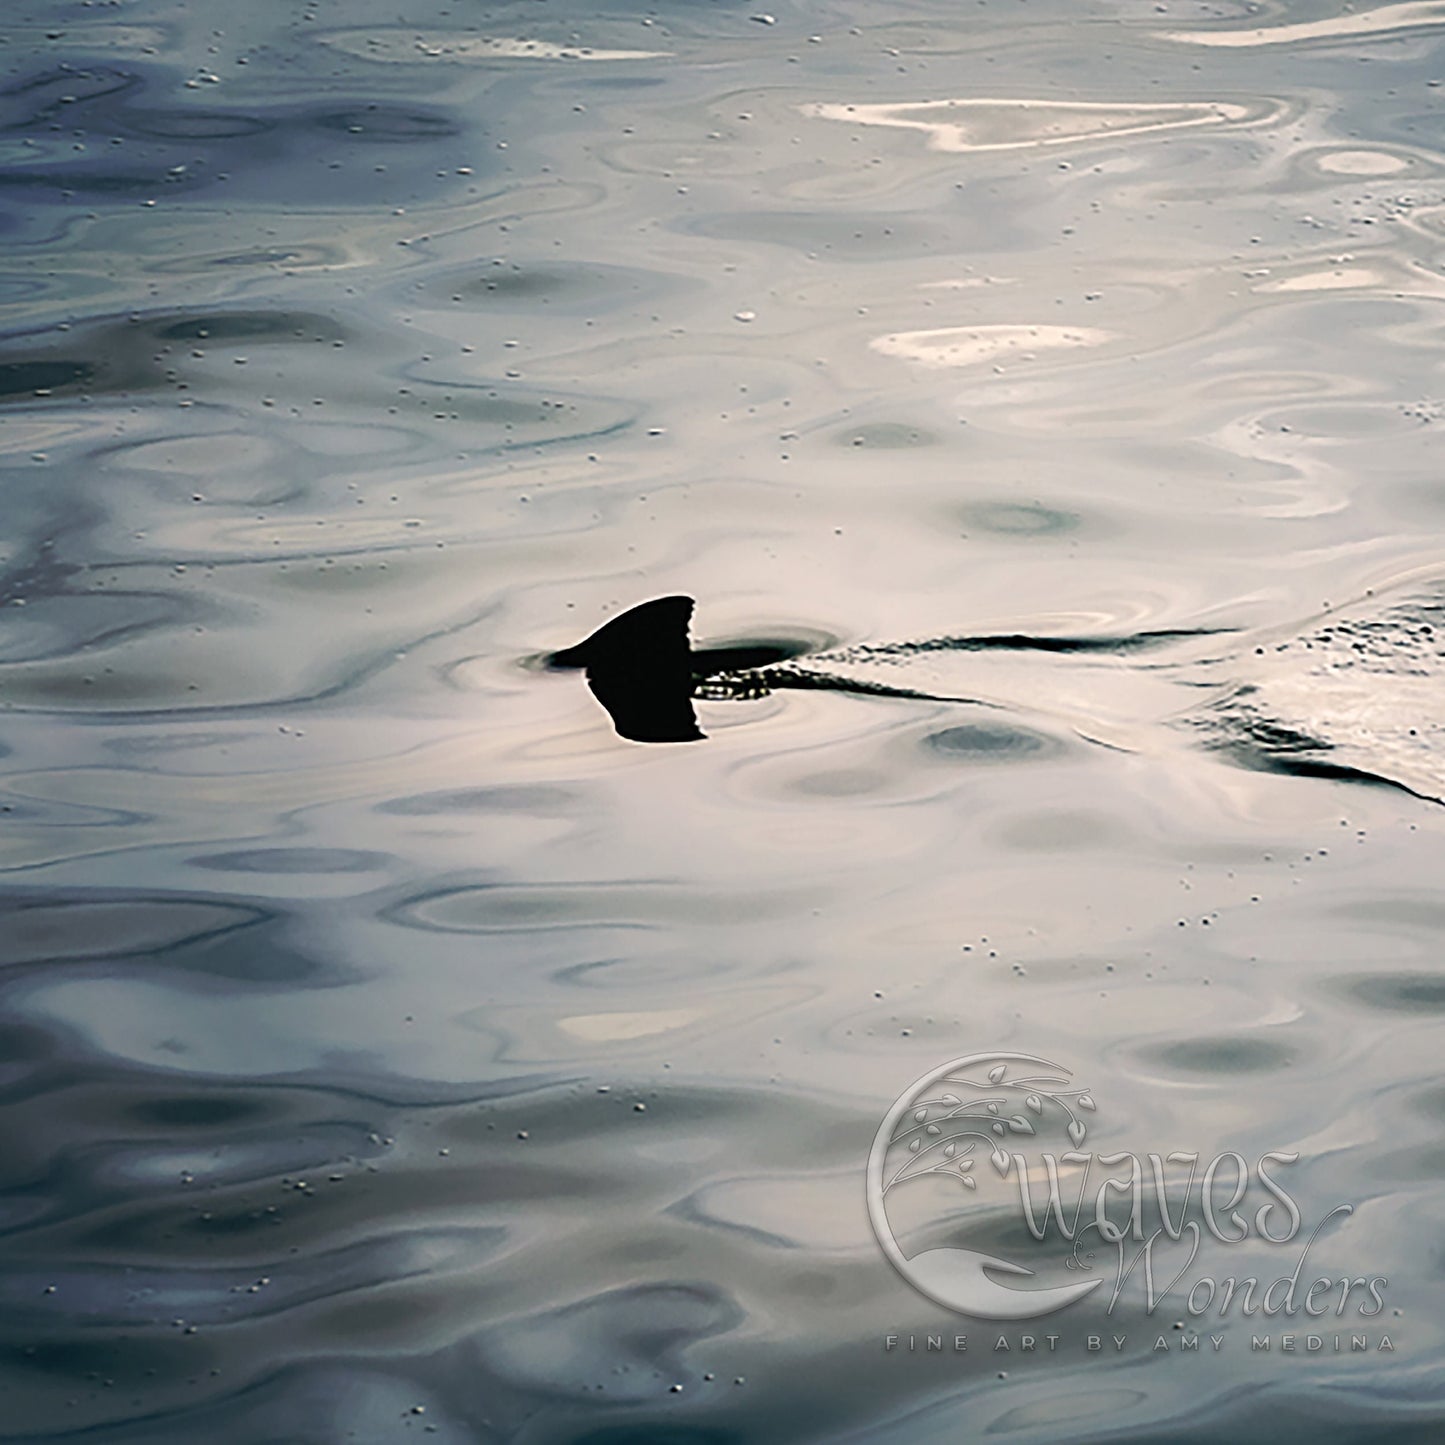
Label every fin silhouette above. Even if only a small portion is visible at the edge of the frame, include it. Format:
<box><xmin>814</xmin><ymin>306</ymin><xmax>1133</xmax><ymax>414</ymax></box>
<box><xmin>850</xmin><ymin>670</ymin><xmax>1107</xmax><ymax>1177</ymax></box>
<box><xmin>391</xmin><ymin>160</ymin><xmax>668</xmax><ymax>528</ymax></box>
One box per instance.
<box><xmin>549</xmin><ymin>595</ymin><xmax>704</xmax><ymax>743</ymax></box>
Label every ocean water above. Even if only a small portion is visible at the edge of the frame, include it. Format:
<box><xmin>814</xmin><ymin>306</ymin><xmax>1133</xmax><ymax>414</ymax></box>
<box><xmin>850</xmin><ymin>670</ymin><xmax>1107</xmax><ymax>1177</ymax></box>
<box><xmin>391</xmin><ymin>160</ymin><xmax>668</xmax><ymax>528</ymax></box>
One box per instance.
<box><xmin>3</xmin><ymin>0</ymin><xmax>1445</xmax><ymax>1439</ymax></box>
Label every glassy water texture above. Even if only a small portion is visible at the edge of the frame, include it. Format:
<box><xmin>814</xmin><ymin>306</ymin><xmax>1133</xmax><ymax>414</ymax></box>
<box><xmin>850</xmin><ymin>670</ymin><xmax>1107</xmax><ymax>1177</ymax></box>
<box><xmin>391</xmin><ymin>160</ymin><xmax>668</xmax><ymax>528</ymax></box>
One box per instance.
<box><xmin>3</xmin><ymin>0</ymin><xmax>1445</xmax><ymax>1440</ymax></box>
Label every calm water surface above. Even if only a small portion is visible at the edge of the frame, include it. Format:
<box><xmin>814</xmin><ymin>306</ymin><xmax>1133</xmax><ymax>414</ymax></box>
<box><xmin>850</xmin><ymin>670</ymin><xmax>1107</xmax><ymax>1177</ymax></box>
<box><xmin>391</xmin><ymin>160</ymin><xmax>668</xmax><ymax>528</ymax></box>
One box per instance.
<box><xmin>3</xmin><ymin>0</ymin><xmax>1445</xmax><ymax>1439</ymax></box>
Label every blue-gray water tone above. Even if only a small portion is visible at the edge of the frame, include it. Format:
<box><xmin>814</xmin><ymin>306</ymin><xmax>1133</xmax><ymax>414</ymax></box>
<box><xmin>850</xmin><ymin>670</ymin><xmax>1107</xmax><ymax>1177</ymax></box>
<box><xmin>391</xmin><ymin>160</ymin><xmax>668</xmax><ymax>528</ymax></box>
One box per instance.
<box><xmin>4</xmin><ymin>0</ymin><xmax>1445</xmax><ymax>1440</ymax></box>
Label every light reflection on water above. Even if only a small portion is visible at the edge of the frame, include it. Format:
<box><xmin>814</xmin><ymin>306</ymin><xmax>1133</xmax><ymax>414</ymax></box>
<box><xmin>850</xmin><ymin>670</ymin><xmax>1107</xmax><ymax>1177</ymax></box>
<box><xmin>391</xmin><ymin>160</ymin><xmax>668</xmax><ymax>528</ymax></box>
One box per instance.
<box><xmin>2</xmin><ymin>0</ymin><xmax>1445</xmax><ymax>1439</ymax></box>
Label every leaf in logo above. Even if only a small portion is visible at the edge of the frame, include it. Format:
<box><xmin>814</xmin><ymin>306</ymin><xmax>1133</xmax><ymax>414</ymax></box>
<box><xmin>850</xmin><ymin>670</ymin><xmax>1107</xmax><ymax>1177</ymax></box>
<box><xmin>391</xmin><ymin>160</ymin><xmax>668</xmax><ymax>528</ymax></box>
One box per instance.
<box><xmin>1009</xmin><ymin>1116</ymin><xmax>1034</xmax><ymax>1134</ymax></box>
<box><xmin>990</xmin><ymin>1148</ymin><xmax>1010</xmax><ymax>1176</ymax></box>
<box><xmin>1078</xmin><ymin>1095</ymin><xmax>1096</xmax><ymax>1111</ymax></box>
<box><xmin>1068</xmin><ymin>1120</ymin><xmax>1087</xmax><ymax>1146</ymax></box>
<box><xmin>988</xmin><ymin>1065</ymin><xmax>1006</xmax><ymax>1083</ymax></box>
<box><xmin>1025</xmin><ymin>1094</ymin><xmax>1042</xmax><ymax>1114</ymax></box>
<box><xmin>991</xmin><ymin>1121</ymin><xmax>1005</xmax><ymax>1136</ymax></box>
<box><xmin>961</xmin><ymin>1174</ymin><xmax>977</xmax><ymax>1190</ymax></box>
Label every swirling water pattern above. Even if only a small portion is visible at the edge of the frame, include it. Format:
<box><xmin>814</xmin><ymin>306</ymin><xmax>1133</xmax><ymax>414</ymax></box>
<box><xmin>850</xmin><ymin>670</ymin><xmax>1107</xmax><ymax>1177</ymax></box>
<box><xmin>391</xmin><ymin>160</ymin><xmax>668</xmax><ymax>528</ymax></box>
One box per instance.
<box><xmin>3</xmin><ymin>0</ymin><xmax>1445</xmax><ymax>1439</ymax></box>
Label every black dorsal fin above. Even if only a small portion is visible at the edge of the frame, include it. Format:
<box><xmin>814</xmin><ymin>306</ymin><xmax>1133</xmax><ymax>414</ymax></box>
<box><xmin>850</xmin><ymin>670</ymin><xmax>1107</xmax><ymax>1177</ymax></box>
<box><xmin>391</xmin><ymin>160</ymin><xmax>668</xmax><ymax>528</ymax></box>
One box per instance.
<box><xmin>550</xmin><ymin>595</ymin><xmax>694</xmax><ymax>671</ymax></box>
<box><xmin>549</xmin><ymin>596</ymin><xmax>704</xmax><ymax>743</ymax></box>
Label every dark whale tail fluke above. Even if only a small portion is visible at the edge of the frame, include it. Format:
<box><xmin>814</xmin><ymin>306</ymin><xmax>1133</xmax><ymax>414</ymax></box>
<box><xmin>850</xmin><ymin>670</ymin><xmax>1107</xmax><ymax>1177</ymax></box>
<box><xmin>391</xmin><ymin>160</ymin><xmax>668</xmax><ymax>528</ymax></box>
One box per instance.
<box><xmin>548</xmin><ymin>595</ymin><xmax>704</xmax><ymax>743</ymax></box>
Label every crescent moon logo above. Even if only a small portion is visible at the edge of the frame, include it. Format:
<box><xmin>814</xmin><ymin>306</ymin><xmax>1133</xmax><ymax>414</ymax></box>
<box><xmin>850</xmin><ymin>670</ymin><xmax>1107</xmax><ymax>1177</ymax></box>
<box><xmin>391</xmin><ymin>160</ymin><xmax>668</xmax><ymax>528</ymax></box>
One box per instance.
<box><xmin>867</xmin><ymin>1051</ymin><xmax>1103</xmax><ymax>1320</ymax></box>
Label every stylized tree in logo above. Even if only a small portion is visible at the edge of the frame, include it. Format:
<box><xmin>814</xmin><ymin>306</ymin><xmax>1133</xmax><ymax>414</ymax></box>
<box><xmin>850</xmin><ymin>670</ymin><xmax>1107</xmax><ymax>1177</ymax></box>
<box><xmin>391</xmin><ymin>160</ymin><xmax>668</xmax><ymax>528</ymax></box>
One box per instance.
<box><xmin>882</xmin><ymin>1057</ymin><xmax>1096</xmax><ymax>1194</ymax></box>
<box><xmin>867</xmin><ymin>1052</ymin><xmax>1104</xmax><ymax>1320</ymax></box>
